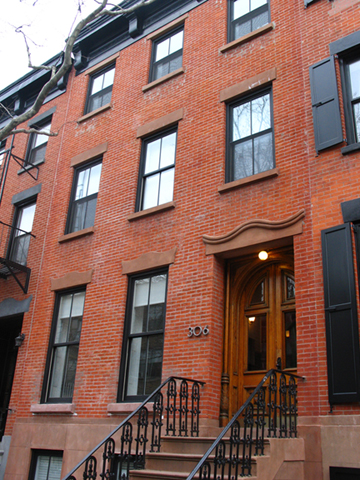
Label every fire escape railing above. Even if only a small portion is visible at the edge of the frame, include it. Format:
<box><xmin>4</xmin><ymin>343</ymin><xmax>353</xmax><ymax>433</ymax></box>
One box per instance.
<box><xmin>186</xmin><ymin>368</ymin><xmax>305</xmax><ymax>480</ymax></box>
<box><xmin>62</xmin><ymin>376</ymin><xmax>205</xmax><ymax>480</ymax></box>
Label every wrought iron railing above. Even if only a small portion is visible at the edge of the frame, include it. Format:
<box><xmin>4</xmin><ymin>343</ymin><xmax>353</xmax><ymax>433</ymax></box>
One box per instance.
<box><xmin>186</xmin><ymin>368</ymin><xmax>304</xmax><ymax>480</ymax></box>
<box><xmin>62</xmin><ymin>376</ymin><xmax>205</xmax><ymax>480</ymax></box>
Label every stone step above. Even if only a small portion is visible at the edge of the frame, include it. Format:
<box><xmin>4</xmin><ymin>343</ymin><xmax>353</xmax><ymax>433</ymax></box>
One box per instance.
<box><xmin>130</xmin><ymin>469</ymin><xmax>259</xmax><ymax>480</ymax></box>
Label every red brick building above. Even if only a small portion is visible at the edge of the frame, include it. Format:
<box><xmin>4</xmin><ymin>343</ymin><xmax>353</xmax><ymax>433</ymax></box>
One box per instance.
<box><xmin>1</xmin><ymin>0</ymin><xmax>360</xmax><ymax>479</ymax></box>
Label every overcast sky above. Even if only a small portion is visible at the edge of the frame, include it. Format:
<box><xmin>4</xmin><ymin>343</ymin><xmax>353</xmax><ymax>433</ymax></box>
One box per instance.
<box><xmin>0</xmin><ymin>0</ymin><xmax>98</xmax><ymax>91</ymax></box>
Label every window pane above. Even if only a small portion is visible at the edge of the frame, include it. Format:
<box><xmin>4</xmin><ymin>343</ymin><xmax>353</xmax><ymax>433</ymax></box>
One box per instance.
<box><xmin>233</xmin><ymin>0</ymin><xmax>249</xmax><ymax>19</ymax></box>
<box><xmin>35</xmin><ymin>456</ymin><xmax>51</xmax><ymax>480</ymax></box>
<box><xmin>145</xmin><ymin>139</ymin><xmax>161</xmax><ymax>174</ymax></box>
<box><xmin>88</xmin><ymin>95</ymin><xmax>102</xmax><ymax>112</ymax></box>
<box><xmin>354</xmin><ymin>103</ymin><xmax>360</xmax><ymax>142</ymax></box>
<box><xmin>159</xmin><ymin>168</ymin><xmax>174</xmax><ymax>204</ymax></box>
<box><xmin>150</xmin><ymin>275</ymin><xmax>167</xmax><ymax>305</ymax></box>
<box><xmin>247</xmin><ymin>314</ymin><xmax>267</xmax><ymax>371</ymax></box>
<box><xmin>349</xmin><ymin>60</ymin><xmax>360</xmax><ymax>100</ymax></box>
<box><xmin>30</xmin><ymin>143</ymin><xmax>47</xmax><ymax>164</ymax></box>
<box><xmin>160</xmin><ymin>133</ymin><xmax>176</xmax><ymax>168</ymax></box>
<box><xmin>34</xmin><ymin>123</ymin><xmax>51</xmax><ymax>148</ymax></box>
<box><xmin>49</xmin><ymin>346</ymin><xmax>67</xmax><ymax>398</ymax></box>
<box><xmin>234</xmin><ymin>138</ymin><xmax>253</xmax><ymax>179</ymax></box>
<box><xmin>252</xmin><ymin>94</ymin><xmax>271</xmax><ymax>134</ymax></box>
<box><xmin>127</xmin><ymin>337</ymin><xmax>144</xmax><ymax>395</ymax></box>
<box><xmin>48</xmin><ymin>457</ymin><xmax>62</xmax><ymax>480</ymax></box>
<box><xmin>87</xmin><ymin>163</ymin><xmax>102</xmax><ymax>196</ymax></box>
<box><xmin>132</xmin><ymin>278</ymin><xmax>150</xmax><ymax>334</ymax></box>
<box><xmin>156</xmin><ymin>38</ymin><xmax>170</xmax><ymax>61</ymax></box>
<box><xmin>285</xmin><ymin>311</ymin><xmax>296</xmax><ymax>368</ymax></box>
<box><xmin>286</xmin><ymin>275</ymin><xmax>295</xmax><ymax>300</ymax></box>
<box><xmin>233</xmin><ymin>102</ymin><xmax>251</xmax><ymax>140</ymax></box>
<box><xmin>103</xmin><ymin>68</ymin><xmax>115</xmax><ymax>89</ymax></box>
<box><xmin>91</xmin><ymin>74</ymin><xmax>104</xmax><ymax>95</ymax></box>
<box><xmin>143</xmin><ymin>173</ymin><xmax>160</xmax><ymax>209</ymax></box>
<box><xmin>75</xmin><ymin>169</ymin><xmax>90</xmax><ymax>200</ymax></box>
<box><xmin>145</xmin><ymin>334</ymin><xmax>163</xmax><ymax>394</ymax></box>
<box><xmin>252</xmin><ymin>10</ymin><xmax>268</xmax><ymax>30</ymax></box>
<box><xmin>251</xmin><ymin>0</ymin><xmax>267</xmax><ymax>9</ymax></box>
<box><xmin>154</xmin><ymin>61</ymin><xmax>170</xmax><ymax>80</ymax></box>
<box><xmin>83</xmin><ymin>197</ymin><xmax>97</xmax><ymax>229</ymax></box>
<box><xmin>10</xmin><ymin>234</ymin><xmax>31</xmax><ymax>265</ymax></box>
<box><xmin>17</xmin><ymin>204</ymin><xmax>36</xmax><ymax>234</ymax></box>
<box><xmin>254</xmin><ymin>132</ymin><xmax>273</xmax><ymax>174</ymax></box>
<box><xmin>235</xmin><ymin>19</ymin><xmax>251</xmax><ymax>38</ymax></box>
<box><xmin>61</xmin><ymin>345</ymin><xmax>79</xmax><ymax>398</ymax></box>
<box><xmin>169</xmin><ymin>54</ymin><xmax>182</xmax><ymax>73</ymax></box>
<box><xmin>169</xmin><ymin>31</ymin><xmax>183</xmax><ymax>54</ymax></box>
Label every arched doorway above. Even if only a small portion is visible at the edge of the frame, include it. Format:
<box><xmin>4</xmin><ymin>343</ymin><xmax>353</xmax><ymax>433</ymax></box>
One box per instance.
<box><xmin>221</xmin><ymin>248</ymin><xmax>296</xmax><ymax>421</ymax></box>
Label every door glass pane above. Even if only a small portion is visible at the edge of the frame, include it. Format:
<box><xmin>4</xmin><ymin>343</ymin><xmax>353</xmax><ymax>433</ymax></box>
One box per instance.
<box><xmin>250</xmin><ymin>280</ymin><xmax>264</xmax><ymax>305</ymax></box>
<box><xmin>247</xmin><ymin>314</ymin><xmax>266</xmax><ymax>371</ymax></box>
<box><xmin>286</xmin><ymin>275</ymin><xmax>295</xmax><ymax>300</ymax></box>
<box><xmin>284</xmin><ymin>311</ymin><xmax>296</xmax><ymax>368</ymax></box>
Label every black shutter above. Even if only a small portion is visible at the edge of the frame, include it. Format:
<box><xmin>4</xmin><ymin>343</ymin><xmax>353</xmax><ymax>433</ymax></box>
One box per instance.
<box><xmin>309</xmin><ymin>57</ymin><xmax>343</xmax><ymax>152</ymax></box>
<box><xmin>321</xmin><ymin>223</ymin><xmax>360</xmax><ymax>404</ymax></box>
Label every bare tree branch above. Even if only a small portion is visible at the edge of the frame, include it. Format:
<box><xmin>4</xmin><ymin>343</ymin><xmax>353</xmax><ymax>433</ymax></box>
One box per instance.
<box><xmin>9</xmin><ymin>127</ymin><xmax>58</xmax><ymax>137</ymax></box>
<box><xmin>0</xmin><ymin>0</ymin><xmax>157</xmax><ymax>143</ymax></box>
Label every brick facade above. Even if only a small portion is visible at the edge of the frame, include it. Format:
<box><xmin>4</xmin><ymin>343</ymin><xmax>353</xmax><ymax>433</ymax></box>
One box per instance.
<box><xmin>1</xmin><ymin>1</ymin><xmax>360</xmax><ymax>479</ymax></box>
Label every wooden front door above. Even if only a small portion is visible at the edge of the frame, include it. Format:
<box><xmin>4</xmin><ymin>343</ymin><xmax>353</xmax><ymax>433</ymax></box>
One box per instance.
<box><xmin>221</xmin><ymin>249</ymin><xmax>296</xmax><ymax>421</ymax></box>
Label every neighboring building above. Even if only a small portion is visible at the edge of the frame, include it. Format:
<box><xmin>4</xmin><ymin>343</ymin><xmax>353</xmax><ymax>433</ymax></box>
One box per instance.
<box><xmin>1</xmin><ymin>0</ymin><xmax>360</xmax><ymax>479</ymax></box>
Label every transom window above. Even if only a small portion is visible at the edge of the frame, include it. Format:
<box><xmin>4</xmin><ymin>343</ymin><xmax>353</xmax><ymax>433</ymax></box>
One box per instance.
<box><xmin>85</xmin><ymin>65</ymin><xmax>115</xmax><ymax>114</ymax></box>
<box><xmin>119</xmin><ymin>271</ymin><xmax>168</xmax><ymax>401</ymax></box>
<box><xmin>66</xmin><ymin>159</ymin><xmax>102</xmax><ymax>233</ymax></box>
<box><xmin>150</xmin><ymin>28</ymin><xmax>184</xmax><ymax>82</ymax></box>
<box><xmin>26</xmin><ymin>121</ymin><xmax>51</xmax><ymax>165</ymax></box>
<box><xmin>9</xmin><ymin>202</ymin><xmax>36</xmax><ymax>266</ymax></box>
<box><xmin>229</xmin><ymin>0</ymin><xmax>270</xmax><ymax>42</ymax></box>
<box><xmin>227</xmin><ymin>90</ymin><xmax>274</xmax><ymax>182</ymax></box>
<box><xmin>43</xmin><ymin>290</ymin><xmax>85</xmax><ymax>402</ymax></box>
<box><xmin>137</xmin><ymin>129</ymin><xmax>177</xmax><ymax>211</ymax></box>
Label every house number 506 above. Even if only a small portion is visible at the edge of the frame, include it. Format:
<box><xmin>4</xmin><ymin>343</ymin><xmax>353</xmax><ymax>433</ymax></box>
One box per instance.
<box><xmin>188</xmin><ymin>326</ymin><xmax>209</xmax><ymax>337</ymax></box>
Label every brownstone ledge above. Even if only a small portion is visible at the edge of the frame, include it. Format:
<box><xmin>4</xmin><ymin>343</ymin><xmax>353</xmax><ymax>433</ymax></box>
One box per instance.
<box><xmin>58</xmin><ymin>226</ymin><xmax>95</xmax><ymax>243</ymax></box>
<box><xmin>77</xmin><ymin>103</ymin><xmax>112</xmax><ymax>123</ymax></box>
<box><xmin>122</xmin><ymin>248</ymin><xmax>177</xmax><ymax>275</ymax></box>
<box><xmin>219</xmin><ymin>168</ymin><xmax>279</xmax><ymax>193</ymax></box>
<box><xmin>50</xmin><ymin>269</ymin><xmax>94</xmax><ymax>291</ymax></box>
<box><xmin>107</xmin><ymin>403</ymin><xmax>142</xmax><ymax>414</ymax></box>
<box><xmin>219</xmin><ymin>22</ymin><xmax>275</xmax><ymax>54</ymax></box>
<box><xmin>128</xmin><ymin>201</ymin><xmax>176</xmax><ymax>221</ymax></box>
<box><xmin>142</xmin><ymin>68</ymin><xmax>185</xmax><ymax>93</ymax></box>
<box><xmin>30</xmin><ymin>403</ymin><xmax>75</xmax><ymax>414</ymax></box>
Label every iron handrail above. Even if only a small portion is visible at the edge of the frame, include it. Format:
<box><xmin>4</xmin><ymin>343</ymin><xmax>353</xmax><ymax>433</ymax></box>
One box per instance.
<box><xmin>186</xmin><ymin>368</ymin><xmax>304</xmax><ymax>480</ymax></box>
<box><xmin>62</xmin><ymin>376</ymin><xmax>205</xmax><ymax>480</ymax></box>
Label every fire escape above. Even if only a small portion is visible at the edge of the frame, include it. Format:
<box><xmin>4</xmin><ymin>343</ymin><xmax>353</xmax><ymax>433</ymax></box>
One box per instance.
<box><xmin>0</xmin><ymin>134</ymin><xmax>39</xmax><ymax>294</ymax></box>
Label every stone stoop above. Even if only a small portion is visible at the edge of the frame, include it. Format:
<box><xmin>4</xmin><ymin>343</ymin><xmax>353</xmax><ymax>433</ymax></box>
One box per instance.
<box><xmin>128</xmin><ymin>435</ymin><xmax>305</xmax><ymax>480</ymax></box>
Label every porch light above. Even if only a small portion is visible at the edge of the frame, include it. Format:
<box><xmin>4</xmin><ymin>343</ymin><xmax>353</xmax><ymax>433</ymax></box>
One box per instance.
<box><xmin>258</xmin><ymin>250</ymin><xmax>268</xmax><ymax>261</ymax></box>
<box><xmin>248</xmin><ymin>316</ymin><xmax>256</xmax><ymax>323</ymax></box>
<box><xmin>14</xmin><ymin>333</ymin><xmax>25</xmax><ymax>348</ymax></box>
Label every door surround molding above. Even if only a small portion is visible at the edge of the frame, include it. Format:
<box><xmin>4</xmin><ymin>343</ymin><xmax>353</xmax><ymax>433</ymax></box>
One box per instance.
<box><xmin>203</xmin><ymin>209</ymin><xmax>305</xmax><ymax>258</ymax></box>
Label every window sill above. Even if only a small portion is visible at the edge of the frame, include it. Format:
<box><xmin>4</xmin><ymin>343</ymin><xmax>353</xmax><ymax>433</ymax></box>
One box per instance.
<box><xmin>58</xmin><ymin>226</ymin><xmax>95</xmax><ymax>243</ymax></box>
<box><xmin>341</xmin><ymin>142</ymin><xmax>360</xmax><ymax>155</ymax></box>
<box><xmin>30</xmin><ymin>403</ymin><xmax>75</xmax><ymax>414</ymax></box>
<box><xmin>17</xmin><ymin>159</ymin><xmax>44</xmax><ymax>175</ymax></box>
<box><xmin>128</xmin><ymin>201</ymin><xmax>176</xmax><ymax>221</ymax></box>
<box><xmin>77</xmin><ymin>103</ymin><xmax>112</xmax><ymax>123</ymax></box>
<box><xmin>107</xmin><ymin>403</ymin><xmax>142</xmax><ymax>415</ymax></box>
<box><xmin>219</xmin><ymin>168</ymin><xmax>279</xmax><ymax>193</ymax></box>
<box><xmin>142</xmin><ymin>68</ymin><xmax>185</xmax><ymax>93</ymax></box>
<box><xmin>219</xmin><ymin>22</ymin><xmax>275</xmax><ymax>54</ymax></box>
